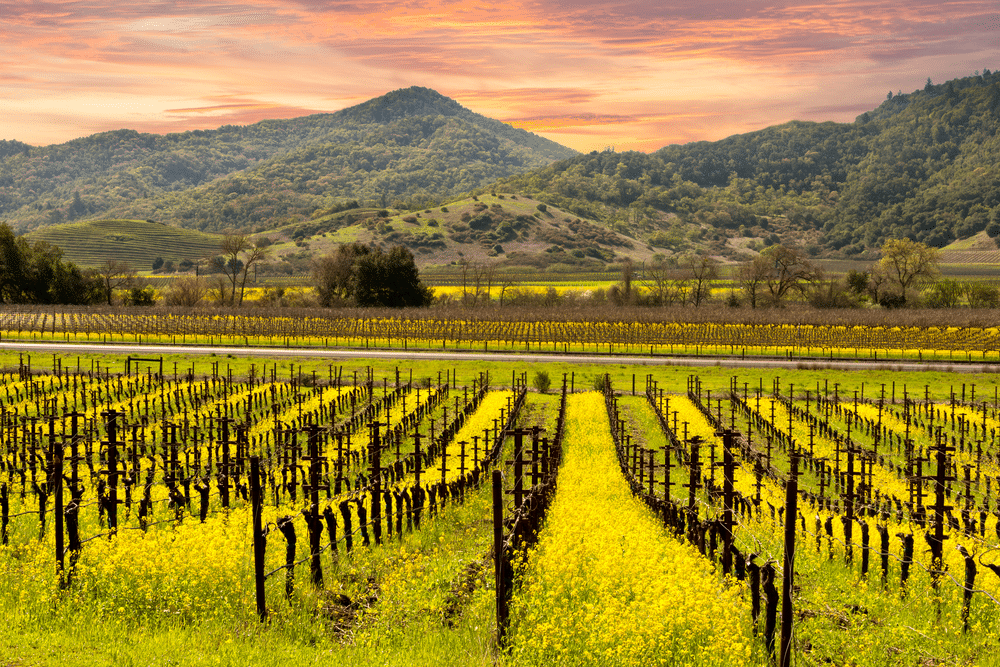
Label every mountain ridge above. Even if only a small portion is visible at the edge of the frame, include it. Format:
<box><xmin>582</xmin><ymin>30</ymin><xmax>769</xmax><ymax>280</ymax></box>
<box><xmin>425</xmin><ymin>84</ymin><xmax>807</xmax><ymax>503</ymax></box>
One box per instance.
<box><xmin>493</xmin><ymin>71</ymin><xmax>1000</xmax><ymax>257</ymax></box>
<box><xmin>6</xmin><ymin>74</ymin><xmax>1000</xmax><ymax>262</ymax></box>
<box><xmin>0</xmin><ymin>86</ymin><xmax>577</xmax><ymax>233</ymax></box>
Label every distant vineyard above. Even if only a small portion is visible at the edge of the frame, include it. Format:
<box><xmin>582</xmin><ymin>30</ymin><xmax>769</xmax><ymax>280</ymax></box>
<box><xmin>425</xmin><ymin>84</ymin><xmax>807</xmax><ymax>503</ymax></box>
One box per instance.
<box><xmin>2</xmin><ymin>308</ymin><xmax>1000</xmax><ymax>362</ymax></box>
<box><xmin>939</xmin><ymin>250</ymin><xmax>1000</xmax><ymax>265</ymax></box>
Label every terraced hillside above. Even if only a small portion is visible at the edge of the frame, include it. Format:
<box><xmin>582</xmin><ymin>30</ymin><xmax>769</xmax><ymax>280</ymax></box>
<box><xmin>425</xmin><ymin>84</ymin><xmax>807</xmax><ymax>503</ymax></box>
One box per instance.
<box><xmin>26</xmin><ymin>219</ymin><xmax>223</xmax><ymax>268</ymax></box>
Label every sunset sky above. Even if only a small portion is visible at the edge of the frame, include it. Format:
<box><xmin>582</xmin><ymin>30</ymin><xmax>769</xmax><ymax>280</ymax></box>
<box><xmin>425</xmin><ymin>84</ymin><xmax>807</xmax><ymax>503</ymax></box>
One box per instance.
<box><xmin>3</xmin><ymin>1</ymin><xmax>998</xmax><ymax>152</ymax></box>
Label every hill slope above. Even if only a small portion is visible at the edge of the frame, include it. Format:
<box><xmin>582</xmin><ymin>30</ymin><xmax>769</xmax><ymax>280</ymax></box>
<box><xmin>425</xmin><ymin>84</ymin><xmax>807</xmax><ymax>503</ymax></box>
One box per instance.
<box><xmin>26</xmin><ymin>219</ymin><xmax>223</xmax><ymax>268</ymax></box>
<box><xmin>496</xmin><ymin>71</ymin><xmax>1000</xmax><ymax>257</ymax></box>
<box><xmin>259</xmin><ymin>193</ymin><xmax>653</xmax><ymax>275</ymax></box>
<box><xmin>0</xmin><ymin>87</ymin><xmax>576</xmax><ymax>234</ymax></box>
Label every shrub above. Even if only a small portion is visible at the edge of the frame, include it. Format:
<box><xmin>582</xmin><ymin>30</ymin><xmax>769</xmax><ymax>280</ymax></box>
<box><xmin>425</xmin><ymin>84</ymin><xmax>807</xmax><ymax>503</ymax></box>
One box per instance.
<box><xmin>126</xmin><ymin>286</ymin><xmax>156</xmax><ymax>306</ymax></box>
<box><xmin>165</xmin><ymin>277</ymin><xmax>205</xmax><ymax>307</ymax></box>
<box><xmin>532</xmin><ymin>370</ymin><xmax>551</xmax><ymax>393</ymax></box>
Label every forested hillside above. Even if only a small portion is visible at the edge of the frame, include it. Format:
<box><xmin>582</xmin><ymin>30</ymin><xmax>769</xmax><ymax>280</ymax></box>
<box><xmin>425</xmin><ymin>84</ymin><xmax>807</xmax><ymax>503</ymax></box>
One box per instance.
<box><xmin>5</xmin><ymin>74</ymin><xmax>1000</xmax><ymax>258</ymax></box>
<box><xmin>497</xmin><ymin>71</ymin><xmax>1000</xmax><ymax>256</ymax></box>
<box><xmin>0</xmin><ymin>88</ymin><xmax>576</xmax><ymax>233</ymax></box>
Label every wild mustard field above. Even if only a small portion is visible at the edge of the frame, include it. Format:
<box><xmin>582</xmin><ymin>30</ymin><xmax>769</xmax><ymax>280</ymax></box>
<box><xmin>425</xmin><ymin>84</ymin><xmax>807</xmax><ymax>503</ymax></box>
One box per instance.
<box><xmin>0</xmin><ymin>353</ymin><xmax>998</xmax><ymax>666</ymax></box>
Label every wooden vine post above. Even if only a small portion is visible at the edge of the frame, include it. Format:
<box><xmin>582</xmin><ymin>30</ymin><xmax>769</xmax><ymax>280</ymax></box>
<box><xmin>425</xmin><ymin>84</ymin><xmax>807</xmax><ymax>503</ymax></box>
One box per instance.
<box><xmin>492</xmin><ymin>469</ymin><xmax>509</xmax><ymax>646</ymax></box>
<box><xmin>779</xmin><ymin>452</ymin><xmax>798</xmax><ymax>667</ymax></box>
<box><xmin>52</xmin><ymin>416</ymin><xmax>64</xmax><ymax>581</ymax></box>
<box><xmin>103</xmin><ymin>409</ymin><xmax>122</xmax><ymax>536</ymax></box>
<box><xmin>250</xmin><ymin>456</ymin><xmax>267</xmax><ymax>621</ymax></box>
<box><xmin>720</xmin><ymin>430</ymin><xmax>735</xmax><ymax>577</ymax></box>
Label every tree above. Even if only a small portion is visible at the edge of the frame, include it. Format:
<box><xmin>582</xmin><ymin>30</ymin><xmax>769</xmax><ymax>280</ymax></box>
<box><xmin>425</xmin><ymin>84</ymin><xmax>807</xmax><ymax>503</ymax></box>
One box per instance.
<box><xmin>966</xmin><ymin>282</ymin><xmax>1000</xmax><ymax>308</ymax></box>
<box><xmin>617</xmin><ymin>258</ymin><xmax>635</xmax><ymax>305</ymax></box>
<box><xmin>925</xmin><ymin>279</ymin><xmax>964</xmax><ymax>308</ymax></box>
<box><xmin>69</xmin><ymin>191</ymin><xmax>86</xmax><ymax>218</ymax></box>
<box><xmin>217</xmin><ymin>231</ymin><xmax>269</xmax><ymax>306</ymax></box>
<box><xmin>313</xmin><ymin>243</ymin><xmax>371</xmax><ymax>307</ymax></box>
<box><xmin>846</xmin><ymin>270</ymin><xmax>869</xmax><ymax>298</ymax></box>
<box><xmin>165</xmin><ymin>276</ymin><xmax>206</xmax><ymax>307</ymax></box>
<box><xmin>642</xmin><ymin>257</ymin><xmax>684</xmax><ymax>306</ymax></box>
<box><xmin>876</xmin><ymin>238</ymin><xmax>940</xmax><ymax>303</ymax></box>
<box><xmin>125</xmin><ymin>286</ymin><xmax>157</xmax><ymax>306</ymax></box>
<box><xmin>682</xmin><ymin>254</ymin><xmax>718</xmax><ymax>307</ymax></box>
<box><xmin>0</xmin><ymin>223</ymin><xmax>101</xmax><ymax>305</ymax></box>
<box><xmin>95</xmin><ymin>260</ymin><xmax>136</xmax><ymax>306</ymax></box>
<box><xmin>314</xmin><ymin>243</ymin><xmax>432</xmax><ymax>308</ymax></box>
<box><xmin>736</xmin><ymin>256</ymin><xmax>767</xmax><ymax>309</ymax></box>
<box><xmin>352</xmin><ymin>245</ymin><xmax>433</xmax><ymax>308</ymax></box>
<box><xmin>737</xmin><ymin>245</ymin><xmax>820</xmax><ymax>307</ymax></box>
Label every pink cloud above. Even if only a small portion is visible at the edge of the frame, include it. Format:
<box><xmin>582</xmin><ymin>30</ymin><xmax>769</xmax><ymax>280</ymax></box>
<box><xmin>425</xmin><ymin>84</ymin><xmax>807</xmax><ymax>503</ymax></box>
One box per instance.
<box><xmin>0</xmin><ymin>0</ymin><xmax>996</xmax><ymax>152</ymax></box>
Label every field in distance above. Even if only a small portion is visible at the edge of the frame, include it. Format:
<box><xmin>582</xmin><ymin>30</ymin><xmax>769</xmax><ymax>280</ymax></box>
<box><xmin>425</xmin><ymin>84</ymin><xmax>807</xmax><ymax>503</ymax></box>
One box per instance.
<box><xmin>25</xmin><ymin>218</ymin><xmax>223</xmax><ymax>268</ymax></box>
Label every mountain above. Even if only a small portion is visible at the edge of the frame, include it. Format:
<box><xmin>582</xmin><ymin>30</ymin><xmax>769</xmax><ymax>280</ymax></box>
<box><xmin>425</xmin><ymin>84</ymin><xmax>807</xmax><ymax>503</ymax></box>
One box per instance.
<box><xmin>0</xmin><ymin>87</ymin><xmax>577</xmax><ymax>234</ymax></box>
<box><xmin>495</xmin><ymin>71</ymin><xmax>1000</xmax><ymax>258</ymax></box>
<box><xmin>7</xmin><ymin>74</ymin><xmax>1000</xmax><ymax>265</ymax></box>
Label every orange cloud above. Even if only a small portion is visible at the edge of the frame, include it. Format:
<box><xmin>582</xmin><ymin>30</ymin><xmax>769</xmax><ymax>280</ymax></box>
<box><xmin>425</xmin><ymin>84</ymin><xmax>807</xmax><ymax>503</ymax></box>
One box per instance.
<box><xmin>1</xmin><ymin>0</ymin><xmax>996</xmax><ymax>152</ymax></box>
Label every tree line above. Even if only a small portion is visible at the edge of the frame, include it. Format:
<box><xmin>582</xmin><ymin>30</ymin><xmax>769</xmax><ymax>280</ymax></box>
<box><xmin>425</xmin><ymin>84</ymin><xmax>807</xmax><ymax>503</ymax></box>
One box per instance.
<box><xmin>0</xmin><ymin>222</ymin><xmax>107</xmax><ymax>305</ymax></box>
<box><xmin>622</xmin><ymin>238</ymin><xmax>994</xmax><ymax>310</ymax></box>
<box><xmin>5</xmin><ymin>217</ymin><xmax>989</xmax><ymax>312</ymax></box>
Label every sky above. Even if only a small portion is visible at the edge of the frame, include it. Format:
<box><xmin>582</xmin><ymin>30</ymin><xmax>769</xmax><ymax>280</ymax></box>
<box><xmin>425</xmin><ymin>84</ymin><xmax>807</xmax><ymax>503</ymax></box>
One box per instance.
<box><xmin>2</xmin><ymin>1</ymin><xmax>998</xmax><ymax>153</ymax></box>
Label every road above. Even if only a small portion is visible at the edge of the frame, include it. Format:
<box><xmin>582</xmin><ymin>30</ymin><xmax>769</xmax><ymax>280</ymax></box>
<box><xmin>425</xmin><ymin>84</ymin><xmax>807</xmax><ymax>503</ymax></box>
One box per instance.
<box><xmin>1</xmin><ymin>340</ymin><xmax>997</xmax><ymax>373</ymax></box>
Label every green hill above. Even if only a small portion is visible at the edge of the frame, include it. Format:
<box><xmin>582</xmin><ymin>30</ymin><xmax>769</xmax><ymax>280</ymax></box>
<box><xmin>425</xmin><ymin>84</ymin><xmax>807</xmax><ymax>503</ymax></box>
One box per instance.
<box><xmin>26</xmin><ymin>219</ymin><xmax>223</xmax><ymax>268</ymax></box>
<box><xmin>8</xmin><ymin>75</ymin><xmax>1000</xmax><ymax>263</ymax></box>
<box><xmin>495</xmin><ymin>71</ymin><xmax>1000</xmax><ymax>257</ymax></box>
<box><xmin>0</xmin><ymin>87</ymin><xmax>576</xmax><ymax>234</ymax></box>
<box><xmin>259</xmin><ymin>193</ymin><xmax>653</xmax><ymax>274</ymax></box>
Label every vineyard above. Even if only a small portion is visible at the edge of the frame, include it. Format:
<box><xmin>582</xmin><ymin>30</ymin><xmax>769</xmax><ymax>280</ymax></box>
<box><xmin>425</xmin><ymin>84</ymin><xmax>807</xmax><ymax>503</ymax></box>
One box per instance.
<box><xmin>3</xmin><ymin>307</ymin><xmax>1000</xmax><ymax>362</ymax></box>
<box><xmin>2</xmin><ymin>353</ymin><xmax>1000</xmax><ymax>665</ymax></box>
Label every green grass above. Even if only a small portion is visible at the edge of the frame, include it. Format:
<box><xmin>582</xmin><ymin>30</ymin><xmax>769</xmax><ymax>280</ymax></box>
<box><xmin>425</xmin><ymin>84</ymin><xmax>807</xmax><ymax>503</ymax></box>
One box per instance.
<box><xmin>25</xmin><ymin>219</ymin><xmax>223</xmax><ymax>268</ymax></box>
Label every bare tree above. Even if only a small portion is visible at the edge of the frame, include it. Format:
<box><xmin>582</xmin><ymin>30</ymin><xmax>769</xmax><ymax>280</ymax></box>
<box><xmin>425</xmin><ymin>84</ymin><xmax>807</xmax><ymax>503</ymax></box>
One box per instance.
<box><xmin>738</xmin><ymin>245</ymin><xmax>819</xmax><ymax>307</ymax></box>
<box><xmin>164</xmin><ymin>276</ymin><xmax>206</xmax><ymax>307</ymax></box>
<box><xmin>867</xmin><ymin>266</ymin><xmax>891</xmax><ymax>305</ymax></box>
<box><xmin>458</xmin><ymin>259</ymin><xmax>472</xmax><ymax>306</ymax></box>
<box><xmin>762</xmin><ymin>245</ymin><xmax>820</xmax><ymax>305</ymax></box>
<box><xmin>479</xmin><ymin>263</ymin><xmax>498</xmax><ymax>306</ymax></box>
<box><xmin>218</xmin><ymin>231</ymin><xmax>269</xmax><ymax>306</ymax></box>
<box><xmin>682</xmin><ymin>254</ymin><xmax>719</xmax><ymax>307</ymax></box>
<box><xmin>96</xmin><ymin>260</ymin><xmax>135</xmax><ymax>306</ymax></box>
<box><xmin>618</xmin><ymin>258</ymin><xmax>635</xmax><ymax>304</ymax></box>
<box><xmin>737</xmin><ymin>257</ymin><xmax>768</xmax><ymax>308</ymax></box>
<box><xmin>209</xmin><ymin>275</ymin><xmax>230</xmax><ymax>304</ymax></box>
<box><xmin>643</xmin><ymin>258</ymin><xmax>685</xmax><ymax>306</ymax></box>
<box><xmin>497</xmin><ymin>274</ymin><xmax>517</xmax><ymax>307</ymax></box>
<box><xmin>237</xmin><ymin>243</ymin><xmax>268</xmax><ymax>305</ymax></box>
